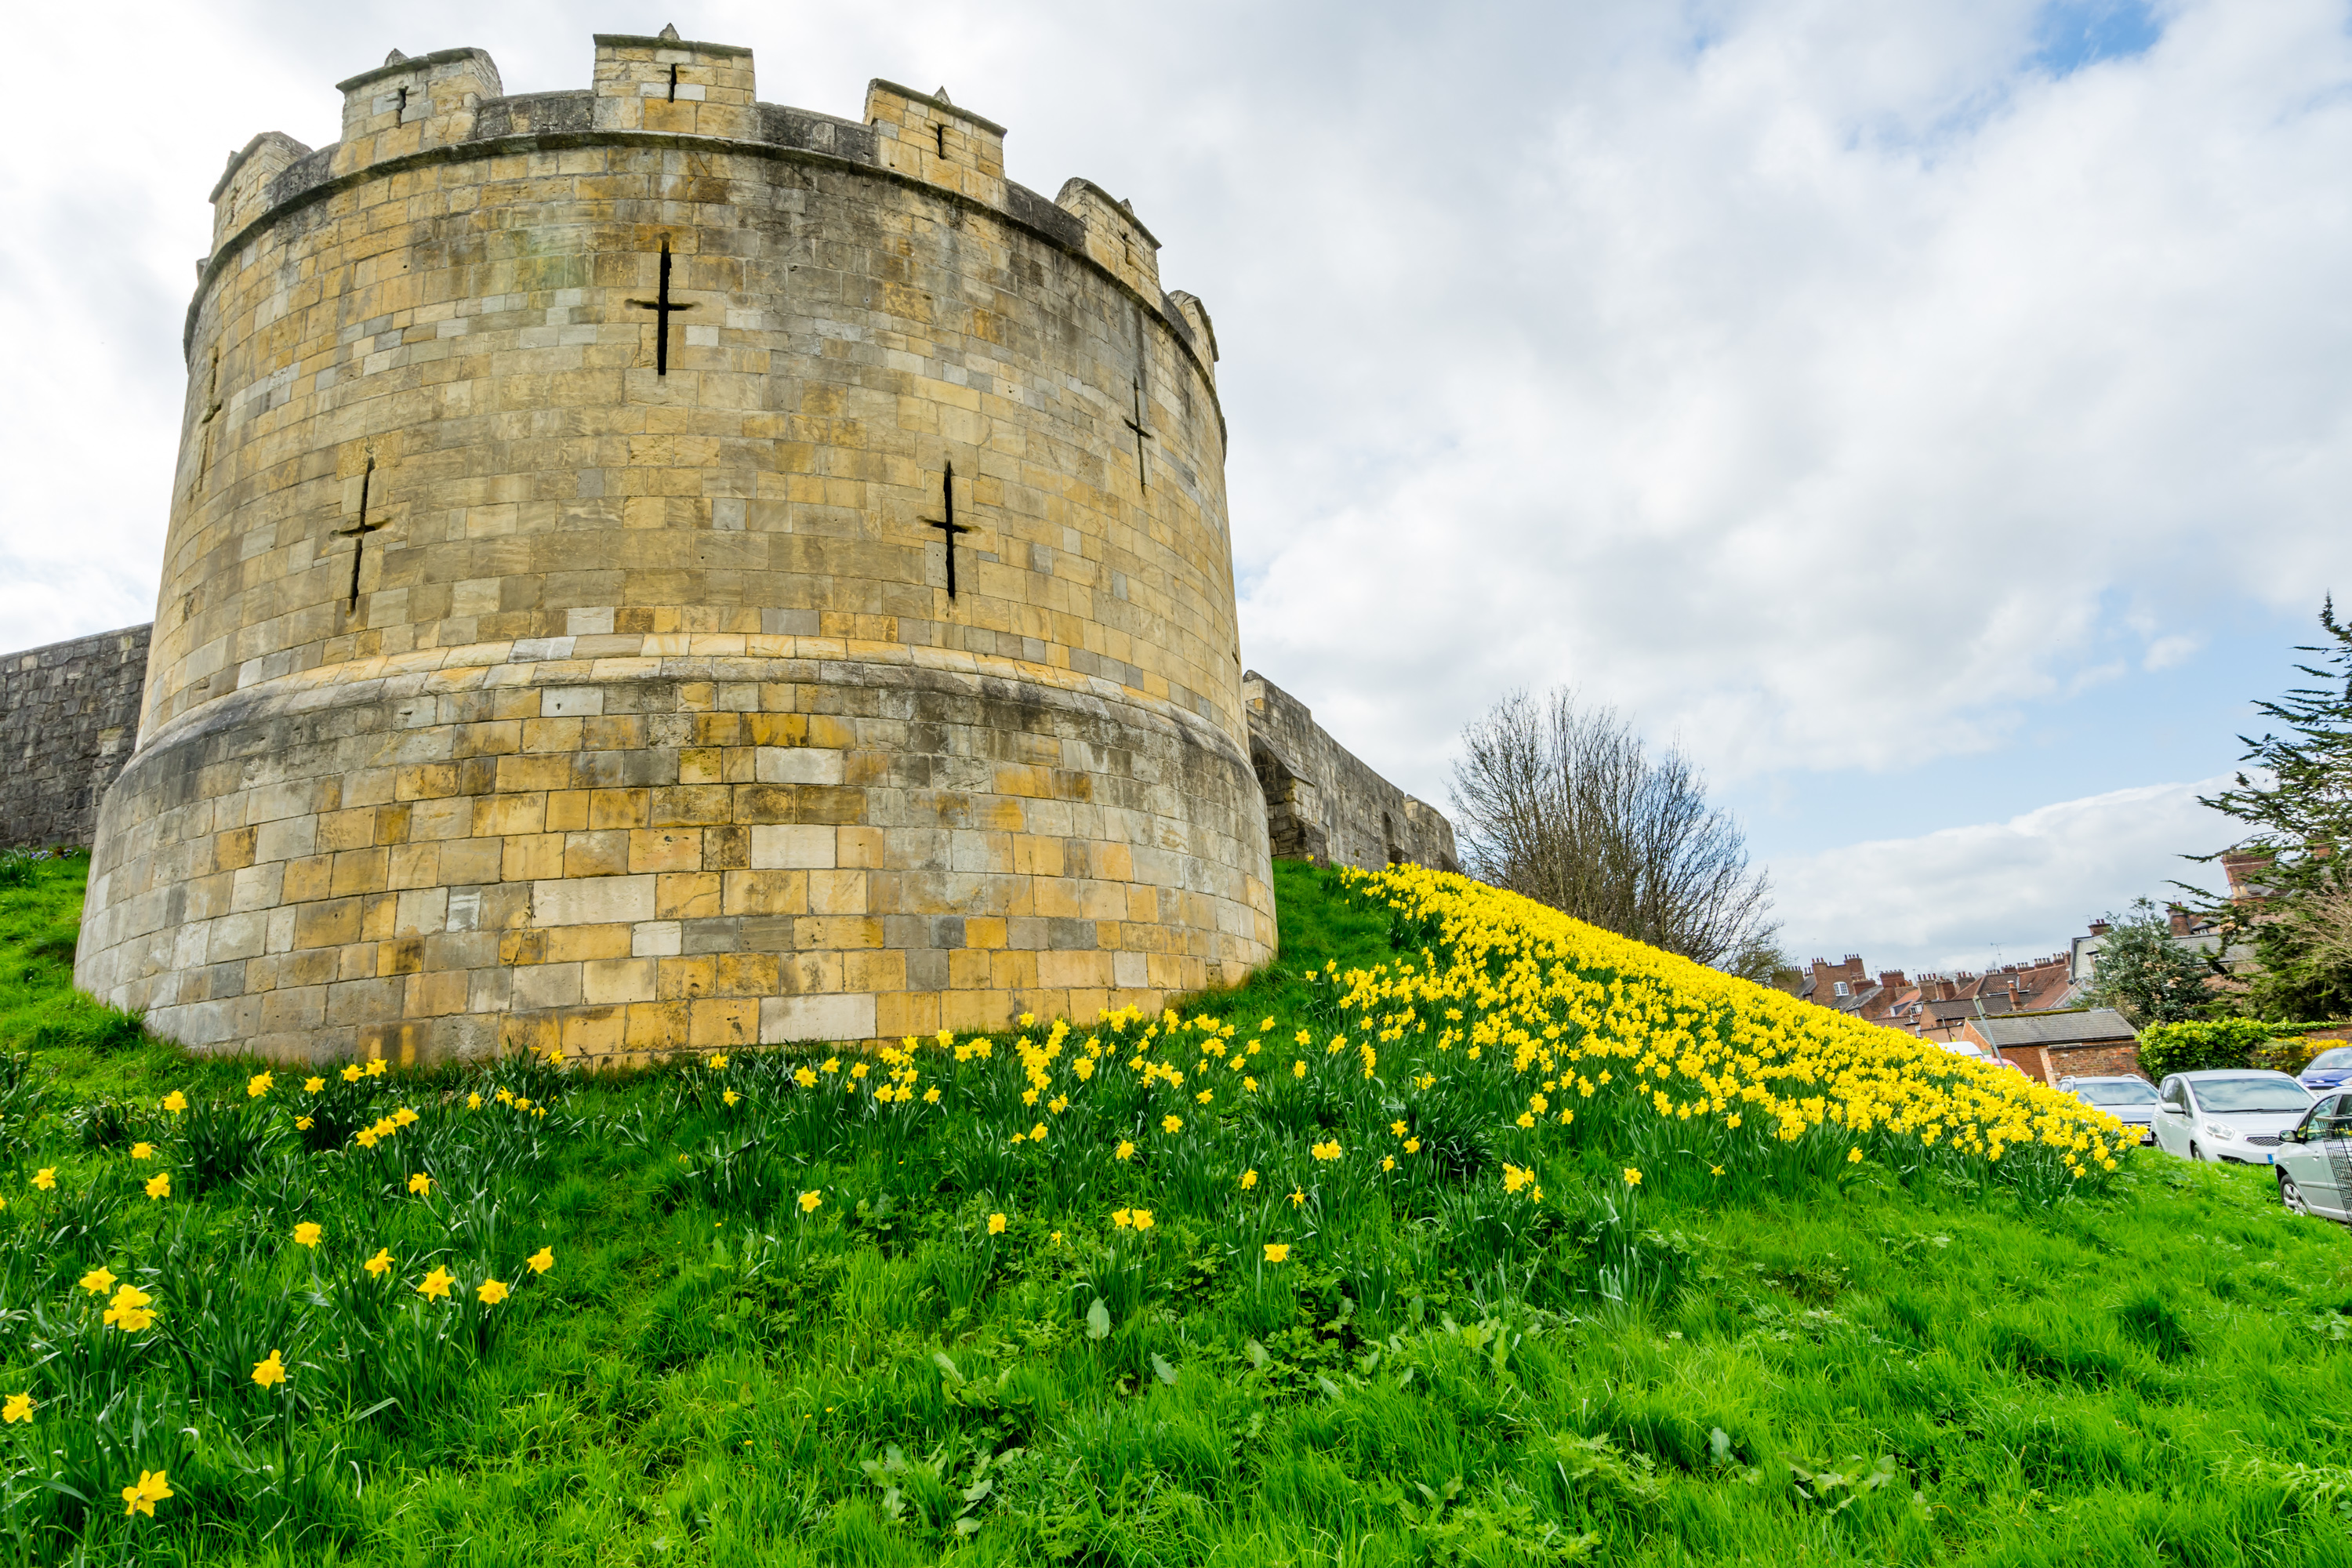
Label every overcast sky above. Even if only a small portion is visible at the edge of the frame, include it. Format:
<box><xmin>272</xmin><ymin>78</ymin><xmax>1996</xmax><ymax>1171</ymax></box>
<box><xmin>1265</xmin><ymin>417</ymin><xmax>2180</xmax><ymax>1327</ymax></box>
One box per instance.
<box><xmin>4</xmin><ymin>0</ymin><xmax>2344</xmax><ymax>977</ymax></box>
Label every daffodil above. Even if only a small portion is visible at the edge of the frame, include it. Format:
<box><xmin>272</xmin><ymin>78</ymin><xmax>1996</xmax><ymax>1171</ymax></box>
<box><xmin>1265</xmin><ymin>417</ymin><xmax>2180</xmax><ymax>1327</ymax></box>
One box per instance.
<box><xmin>341</xmin><ymin>1065</ymin><xmax>363</xmax><ymax>1083</ymax></box>
<box><xmin>365</xmin><ymin>1248</ymin><xmax>394</xmax><ymax>1278</ymax></box>
<box><xmin>477</xmin><ymin>1278</ymin><xmax>510</xmax><ymax>1305</ymax></box>
<box><xmin>121</xmin><ymin>1468</ymin><xmax>172</xmax><ymax>1518</ymax></box>
<box><xmin>1131</xmin><ymin>1209</ymin><xmax>1155</xmax><ymax>1232</ymax></box>
<box><xmin>78</xmin><ymin>1265</ymin><xmax>116</xmax><ymax>1295</ymax></box>
<box><xmin>1622</xmin><ymin>1167</ymin><xmax>1642</xmax><ymax>1187</ymax></box>
<box><xmin>798</xmin><ymin>1190</ymin><xmax>822</xmax><ymax>1214</ymax></box>
<box><xmin>416</xmin><ymin>1267</ymin><xmax>455</xmax><ymax>1301</ymax></box>
<box><xmin>162</xmin><ymin>1091</ymin><xmax>187</xmax><ymax>1113</ymax></box>
<box><xmin>304</xmin><ymin>1076</ymin><xmax>325</xmax><ymax>1093</ymax></box>
<box><xmin>130</xmin><ymin>1142</ymin><xmax>154</xmax><ymax>1160</ymax></box>
<box><xmin>252</xmin><ymin>1350</ymin><xmax>287</xmax><ymax>1388</ymax></box>
<box><xmin>2</xmin><ymin>1392</ymin><xmax>31</xmax><ymax>1424</ymax></box>
<box><xmin>1263</xmin><ymin>1243</ymin><xmax>1290</xmax><ymax>1263</ymax></box>
<box><xmin>1115</xmin><ymin>1140</ymin><xmax>1135</xmax><ymax>1161</ymax></box>
<box><xmin>249</xmin><ymin>1072</ymin><xmax>274</xmax><ymax>1098</ymax></box>
<box><xmin>408</xmin><ymin>1173</ymin><xmax>433</xmax><ymax>1196</ymax></box>
<box><xmin>31</xmin><ymin>1167</ymin><xmax>55</xmax><ymax>1191</ymax></box>
<box><xmin>1240</xmin><ymin>1169</ymin><xmax>1258</xmax><ymax>1189</ymax></box>
<box><xmin>293</xmin><ymin>1221</ymin><xmax>322</xmax><ymax>1248</ymax></box>
<box><xmin>103</xmin><ymin>1283</ymin><xmax>155</xmax><ymax>1332</ymax></box>
<box><xmin>526</xmin><ymin>1247</ymin><xmax>554</xmax><ymax>1274</ymax></box>
<box><xmin>144</xmin><ymin>1172</ymin><xmax>170</xmax><ymax>1200</ymax></box>
<box><xmin>987</xmin><ymin>1212</ymin><xmax>1007</xmax><ymax>1236</ymax></box>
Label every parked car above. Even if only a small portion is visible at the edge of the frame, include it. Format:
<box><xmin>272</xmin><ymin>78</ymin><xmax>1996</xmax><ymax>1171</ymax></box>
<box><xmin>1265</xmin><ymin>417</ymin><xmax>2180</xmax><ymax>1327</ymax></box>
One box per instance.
<box><xmin>2274</xmin><ymin>1092</ymin><xmax>2352</xmax><ymax>1223</ymax></box>
<box><xmin>2299</xmin><ymin>1046</ymin><xmax>2352</xmax><ymax>1094</ymax></box>
<box><xmin>2056</xmin><ymin>1075</ymin><xmax>2158</xmax><ymax>1144</ymax></box>
<box><xmin>2150</xmin><ymin>1070</ymin><xmax>2317</xmax><ymax>1163</ymax></box>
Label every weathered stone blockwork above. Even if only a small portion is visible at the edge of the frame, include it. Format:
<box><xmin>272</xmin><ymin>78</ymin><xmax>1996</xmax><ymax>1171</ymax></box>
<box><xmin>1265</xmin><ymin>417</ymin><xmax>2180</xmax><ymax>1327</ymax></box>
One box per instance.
<box><xmin>1243</xmin><ymin>672</ymin><xmax>1456</xmax><ymax>873</ymax></box>
<box><xmin>79</xmin><ymin>34</ymin><xmax>1273</xmax><ymax>1064</ymax></box>
<box><xmin>2</xmin><ymin>626</ymin><xmax>151</xmax><ymax>848</ymax></box>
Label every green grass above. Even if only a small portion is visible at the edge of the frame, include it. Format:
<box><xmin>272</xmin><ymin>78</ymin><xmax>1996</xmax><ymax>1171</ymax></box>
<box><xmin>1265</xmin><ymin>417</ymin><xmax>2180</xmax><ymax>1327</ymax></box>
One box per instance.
<box><xmin>2</xmin><ymin>855</ymin><xmax>2351</xmax><ymax>1565</ymax></box>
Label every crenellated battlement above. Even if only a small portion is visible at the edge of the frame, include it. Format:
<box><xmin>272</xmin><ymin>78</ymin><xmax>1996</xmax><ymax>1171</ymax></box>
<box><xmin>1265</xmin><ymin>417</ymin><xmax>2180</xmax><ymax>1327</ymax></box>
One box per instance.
<box><xmin>200</xmin><ymin>29</ymin><xmax>1208</xmax><ymax>383</ymax></box>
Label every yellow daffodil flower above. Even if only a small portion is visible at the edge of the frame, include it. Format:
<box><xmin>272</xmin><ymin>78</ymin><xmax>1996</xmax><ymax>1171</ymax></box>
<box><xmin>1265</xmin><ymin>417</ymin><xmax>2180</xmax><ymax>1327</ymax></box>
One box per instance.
<box><xmin>103</xmin><ymin>1284</ymin><xmax>155</xmax><ymax>1333</ymax></box>
<box><xmin>122</xmin><ymin>1468</ymin><xmax>172</xmax><ymax>1517</ymax></box>
<box><xmin>416</xmin><ymin>1267</ymin><xmax>455</xmax><ymax>1301</ymax></box>
<box><xmin>252</xmin><ymin>1350</ymin><xmax>287</xmax><ymax>1388</ymax></box>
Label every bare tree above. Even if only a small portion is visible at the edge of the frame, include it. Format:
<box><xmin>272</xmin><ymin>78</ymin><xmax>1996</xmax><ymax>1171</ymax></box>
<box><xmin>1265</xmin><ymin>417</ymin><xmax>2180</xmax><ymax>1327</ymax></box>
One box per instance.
<box><xmin>1449</xmin><ymin>689</ymin><xmax>1780</xmax><ymax>975</ymax></box>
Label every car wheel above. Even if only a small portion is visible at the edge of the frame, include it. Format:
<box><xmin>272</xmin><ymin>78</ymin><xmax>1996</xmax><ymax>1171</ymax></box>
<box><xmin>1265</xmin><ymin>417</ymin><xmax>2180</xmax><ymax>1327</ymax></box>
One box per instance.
<box><xmin>2188</xmin><ymin>1142</ymin><xmax>2201</xmax><ymax>1162</ymax></box>
<box><xmin>2283</xmin><ymin>1171</ymin><xmax>2314</xmax><ymax>1216</ymax></box>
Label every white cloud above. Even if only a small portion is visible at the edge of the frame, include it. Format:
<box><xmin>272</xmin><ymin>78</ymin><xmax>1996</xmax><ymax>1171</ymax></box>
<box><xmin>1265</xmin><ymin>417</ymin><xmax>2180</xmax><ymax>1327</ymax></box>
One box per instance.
<box><xmin>2</xmin><ymin>0</ymin><xmax>2343</xmax><ymax>964</ymax></box>
<box><xmin>1766</xmin><ymin>775</ymin><xmax>2244</xmax><ymax>975</ymax></box>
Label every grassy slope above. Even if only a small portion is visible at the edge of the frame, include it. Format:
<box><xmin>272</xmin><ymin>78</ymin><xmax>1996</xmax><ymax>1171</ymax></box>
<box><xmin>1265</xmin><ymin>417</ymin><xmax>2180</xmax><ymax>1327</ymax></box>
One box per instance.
<box><xmin>2</xmin><ymin>858</ymin><xmax>2350</xmax><ymax>1566</ymax></box>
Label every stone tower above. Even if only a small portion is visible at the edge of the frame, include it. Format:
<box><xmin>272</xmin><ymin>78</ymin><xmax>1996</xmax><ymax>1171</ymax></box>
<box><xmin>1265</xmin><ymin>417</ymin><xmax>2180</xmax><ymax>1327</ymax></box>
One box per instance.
<box><xmin>77</xmin><ymin>32</ymin><xmax>1273</xmax><ymax>1064</ymax></box>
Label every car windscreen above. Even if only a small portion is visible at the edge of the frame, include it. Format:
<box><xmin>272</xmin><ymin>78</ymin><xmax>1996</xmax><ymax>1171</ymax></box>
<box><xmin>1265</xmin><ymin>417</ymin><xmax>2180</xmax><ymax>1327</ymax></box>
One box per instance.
<box><xmin>2076</xmin><ymin>1080</ymin><xmax>2158</xmax><ymax>1105</ymax></box>
<box><xmin>2191</xmin><ymin>1077</ymin><xmax>2314</xmax><ymax>1113</ymax></box>
<box><xmin>2309</xmin><ymin>1047</ymin><xmax>2352</xmax><ymax>1071</ymax></box>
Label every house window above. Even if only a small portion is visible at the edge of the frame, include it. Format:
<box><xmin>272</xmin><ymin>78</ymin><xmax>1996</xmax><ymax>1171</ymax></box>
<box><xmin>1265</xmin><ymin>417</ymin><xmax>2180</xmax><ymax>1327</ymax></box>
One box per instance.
<box><xmin>1833</xmin><ymin>982</ymin><xmax>1849</xmax><ymax>997</ymax></box>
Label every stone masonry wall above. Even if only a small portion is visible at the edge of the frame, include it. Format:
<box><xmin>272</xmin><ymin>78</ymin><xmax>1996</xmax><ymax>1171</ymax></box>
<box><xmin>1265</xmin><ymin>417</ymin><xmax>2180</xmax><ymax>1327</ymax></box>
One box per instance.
<box><xmin>1</xmin><ymin>626</ymin><xmax>151</xmax><ymax>848</ymax></box>
<box><xmin>79</xmin><ymin>35</ymin><xmax>1274</xmax><ymax>1066</ymax></box>
<box><xmin>1242</xmin><ymin>671</ymin><xmax>1457</xmax><ymax>873</ymax></box>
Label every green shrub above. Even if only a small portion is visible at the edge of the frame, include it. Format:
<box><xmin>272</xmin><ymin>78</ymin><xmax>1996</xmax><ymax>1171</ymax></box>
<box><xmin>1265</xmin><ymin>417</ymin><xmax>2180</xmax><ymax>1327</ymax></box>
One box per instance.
<box><xmin>2136</xmin><ymin>1018</ymin><xmax>2278</xmax><ymax>1078</ymax></box>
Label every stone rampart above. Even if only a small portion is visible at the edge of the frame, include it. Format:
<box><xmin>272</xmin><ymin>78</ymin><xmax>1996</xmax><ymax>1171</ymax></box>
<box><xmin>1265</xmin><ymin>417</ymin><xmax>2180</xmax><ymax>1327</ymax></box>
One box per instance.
<box><xmin>1243</xmin><ymin>672</ymin><xmax>1457</xmax><ymax>873</ymax></box>
<box><xmin>2</xmin><ymin>626</ymin><xmax>151</xmax><ymax>848</ymax></box>
<box><xmin>79</xmin><ymin>34</ymin><xmax>1272</xmax><ymax>1065</ymax></box>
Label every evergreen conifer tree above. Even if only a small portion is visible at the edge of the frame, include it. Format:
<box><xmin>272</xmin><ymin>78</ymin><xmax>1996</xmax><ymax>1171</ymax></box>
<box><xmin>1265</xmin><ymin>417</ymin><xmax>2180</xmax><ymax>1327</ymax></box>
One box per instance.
<box><xmin>2190</xmin><ymin>599</ymin><xmax>2352</xmax><ymax>1021</ymax></box>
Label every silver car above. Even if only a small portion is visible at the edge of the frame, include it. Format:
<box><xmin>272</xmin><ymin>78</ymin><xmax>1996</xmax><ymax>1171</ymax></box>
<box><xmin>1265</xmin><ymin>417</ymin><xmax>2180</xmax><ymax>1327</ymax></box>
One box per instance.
<box><xmin>2057</xmin><ymin>1075</ymin><xmax>2158</xmax><ymax>1145</ymax></box>
<box><xmin>2150</xmin><ymin>1070</ymin><xmax>2317</xmax><ymax>1163</ymax></box>
<box><xmin>2275</xmin><ymin>1094</ymin><xmax>2352</xmax><ymax>1223</ymax></box>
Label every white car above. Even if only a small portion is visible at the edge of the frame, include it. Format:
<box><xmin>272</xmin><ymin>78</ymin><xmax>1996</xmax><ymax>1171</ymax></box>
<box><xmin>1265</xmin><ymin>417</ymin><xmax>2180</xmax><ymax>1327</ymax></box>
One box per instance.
<box><xmin>2275</xmin><ymin>1093</ymin><xmax>2352</xmax><ymax>1222</ymax></box>
<box><xmin>2150</xmin><ymin>1070</ymin><xmax>2317</xmax><ymax>1163</ymax></box>
<box><xmin>2058</xmin><ymin>1075</ymin><xmax>2158</xmax><ymax>1145</ymax></box>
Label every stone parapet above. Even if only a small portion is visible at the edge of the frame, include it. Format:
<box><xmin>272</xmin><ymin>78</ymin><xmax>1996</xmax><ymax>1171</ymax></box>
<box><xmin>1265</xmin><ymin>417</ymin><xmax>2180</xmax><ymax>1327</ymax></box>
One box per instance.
<box><xmin>1242</xmin><ymin>671</ymin><xmax>1457</xmax><ymax>873</ymax></box>
<box><xmin>1</xmin><ymin>626</ymin><xmax>151</xmax><ymax>849</ymax></box>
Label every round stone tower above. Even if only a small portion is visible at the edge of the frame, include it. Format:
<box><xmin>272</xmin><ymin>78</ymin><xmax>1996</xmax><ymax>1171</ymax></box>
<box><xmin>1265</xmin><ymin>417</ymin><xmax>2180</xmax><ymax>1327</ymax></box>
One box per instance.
<box><xmin>78</xmin><ymin>31</ymin><xmax>1273</xmax><ymax>1064</ymax></box>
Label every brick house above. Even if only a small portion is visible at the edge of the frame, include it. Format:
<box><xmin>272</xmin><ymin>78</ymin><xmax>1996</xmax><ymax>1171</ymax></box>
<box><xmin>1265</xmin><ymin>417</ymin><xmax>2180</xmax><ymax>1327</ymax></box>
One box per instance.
<box><xmin>1959</xmin><ymin>1007</ymin><xmax>2141</xmax><ymax>1083</ymax></box>
<box><xmin>1788</xmin><ymin>953</ymin><xmax>2084</xmax><ymax>1042</ymax></box>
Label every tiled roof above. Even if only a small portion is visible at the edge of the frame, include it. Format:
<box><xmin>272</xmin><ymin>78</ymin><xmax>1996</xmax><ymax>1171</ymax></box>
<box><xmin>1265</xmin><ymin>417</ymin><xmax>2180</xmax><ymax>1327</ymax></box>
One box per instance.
<box><xmin>1973</xmin><ymin>1007</ymin><xmax>2136</xmax><ymax>1047</ymax></box>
